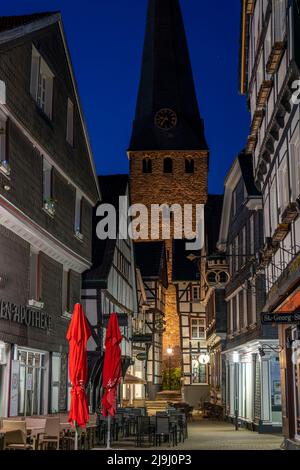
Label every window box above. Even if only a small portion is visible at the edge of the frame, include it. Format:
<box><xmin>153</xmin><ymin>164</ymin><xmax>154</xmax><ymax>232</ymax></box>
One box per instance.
<box><xmin>28</xmin><ymin>299</ymin><xmax>44</xmax><ymax>310</ymax></box>
<box><xmin>246</xmin><ymin>135</ymin><xmax>257</xmax><ymax>154</ymax></box>
<box><xmin>272</xmin><ymin>223</ymin><xmax>289</xmax><ymax>243</ymax></box>
<box><xmin>281</xmin><ymin>202</ymin><xmax>299</xmax><ymax>225</ymax></box>
<box><xmin>251</xmin><ymin>110</ymin><xmax>264</xmax><ymax>136</ymax></box>
<box><xmin>261</xmin><ymin>237</ymin><xmax>279</xmax><ymax>262</ymax></box>
<box><xmin>266</xmin><ymin>41</ymin><xmax>286</xmax><ymax>74</ymax></box>
<box><xmin>0</xmin><ymin>160</ymin><xmax>11</xmax><ymax>176</ymax></box>
<box><xmin>43</xmin><ymin>198</ymin><xmax>56</xmax><ymax>216</ymax></box>
<box><xmin>257</xmin><ymin>80</ymin><xmax>273</xmax><ymax>108</ymax></box>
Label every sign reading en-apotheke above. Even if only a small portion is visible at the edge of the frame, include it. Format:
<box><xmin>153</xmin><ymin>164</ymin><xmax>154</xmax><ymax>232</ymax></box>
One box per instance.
<box><xmin>261</xmin><ymin>312</ymin><xmax>300</xmax><ymax>325</ymax></box>
<box><xmin>0</xmin><ymin>299</ymin><xmax>52</xmax><ymax>331</ymax></box>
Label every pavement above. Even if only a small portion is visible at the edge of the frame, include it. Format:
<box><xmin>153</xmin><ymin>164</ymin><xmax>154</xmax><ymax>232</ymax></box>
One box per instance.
<box><xmin>96</xmin><ymin>419</ymin><xmax>283</xmax><ymax>451</ymax></box>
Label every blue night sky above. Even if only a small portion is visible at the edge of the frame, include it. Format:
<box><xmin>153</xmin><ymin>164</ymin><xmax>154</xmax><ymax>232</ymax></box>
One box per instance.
<box><xmin>2</xmin><ymin>0</ymin><xmax>250</xmax><ymax>195</ymax></box>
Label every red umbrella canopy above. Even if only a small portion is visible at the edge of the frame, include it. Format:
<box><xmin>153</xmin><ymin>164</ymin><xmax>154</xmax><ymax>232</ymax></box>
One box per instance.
<box><xmin>102</xmin><ymin>313</ymin><xmax>122</xmax><ymax>417</ymax></box>
<box><xmin>66</xmin><ymin>303</ymin><xmax>91</xmax><ymax>429</ymax></box>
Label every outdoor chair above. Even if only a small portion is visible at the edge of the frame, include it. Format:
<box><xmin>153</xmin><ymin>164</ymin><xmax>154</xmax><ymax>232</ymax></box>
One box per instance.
<box><xmin>176</xmin><ymin>413</ymin><xmax>188</xmax><ymax>442</ymax></box>
<box><xmin>2</xmin><ymin>421</ymin><xmax>32</xmax><ymax>450</ymax></box>
<box><xmin>136</xmin><ymin>416</ymin><xmax>154</xmax><ymax>447</ymax></box>
<box><xmin>39</xmin><ymin>417</ymin><xmax>61</xmax><ymax>450</ymax></box>
<box><xmin>4</xmin><ymin>430</ymin><xmax>33</xmax><ymax>450</ymax></box>
<box><xmin>155</xmin><ymin>417</ymin><xmax>176</xmax><ymax>447</ymax></box>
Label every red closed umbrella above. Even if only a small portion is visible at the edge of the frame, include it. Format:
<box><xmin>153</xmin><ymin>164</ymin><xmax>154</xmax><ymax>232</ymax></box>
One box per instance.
<box><xmin>66</xmin><ymin>304</ymin><xmax>91</xmax><ymax>432</ymax></box>
<box><xmin>102</xmin><ymin>313</ymin><xmax>122</xmax><ymax>417</ymax></box>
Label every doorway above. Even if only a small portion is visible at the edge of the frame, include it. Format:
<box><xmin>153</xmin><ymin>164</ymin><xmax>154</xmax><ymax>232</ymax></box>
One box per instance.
<box><xmin>18</xmin><ymin>348</ymin><xmax>46</xmax><ymax>416</ymax></box>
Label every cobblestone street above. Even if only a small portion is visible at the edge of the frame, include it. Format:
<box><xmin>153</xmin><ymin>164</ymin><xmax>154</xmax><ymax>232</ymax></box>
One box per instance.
<box><xmin>95</xmin><ymin>419</ymin><xmax>283</xmax><ymax>451</ymax></box>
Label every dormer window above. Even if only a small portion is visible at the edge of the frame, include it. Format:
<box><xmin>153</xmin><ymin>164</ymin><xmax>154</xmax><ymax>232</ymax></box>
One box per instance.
<box><xmin>164</xmin><ymin>158</ymin><xmax>173</xmax><ymax>174</ymax></box>
<box><xmin>30</xmin><ymin>46</ymin><xmax>54</xmax><ymax>120</ymax></box>
<box><xmin>142</xmin><ymin>158</ymin><xmax>152</xmax><ymax>174</ymax></box>
<box><xmin>185</xmin><ymin>158</ymin><xmax>194</xmax><ymax>174</ymax></box>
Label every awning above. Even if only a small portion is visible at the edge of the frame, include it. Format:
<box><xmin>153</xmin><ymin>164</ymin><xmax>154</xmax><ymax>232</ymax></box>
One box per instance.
<box><xmin>277</xmin><ymin>290</ymin><xmax>300</xmax><ymax>313</ymax></box>
<box><xmin>123</xmin><ymin>373</ymin><xmax>146</xmax><ymax>385</ymax></box>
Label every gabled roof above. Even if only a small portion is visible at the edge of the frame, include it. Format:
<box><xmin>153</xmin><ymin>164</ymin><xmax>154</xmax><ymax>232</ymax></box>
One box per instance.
<box><xmin>83</xmin><ymin>175</ymin><xmax>129</xmax><ymax>286</ymax></box>
<box><xmin>172</xmin><ymin>239</ymin><xmax>200</xmax><ymax>282</ymax></box>
<box><xmin>205</xmin><ymin>195</ymin><xmax>224</xmax><ymax>256</ymax></box>
<box><xmin>135</xmin><ymin>241</ymin><xmax>168</xmax><ymax>287</ymax></box>
<box><xmin>129</xmin><ymin>0</ymin><xmax>208</xmax><ymax>152</ymax></box>
<box><xmin>0</xmin><ymin>12</ymin><xmax>100</xmax><ymax>202</ymax></box>
<box><xmin>0</xmin><ymin>12</ymin><xmax>58</xmax><ymax>32</ymax></box>
<box><xmin>217</xmin><ymin>152</ymin><xmax>262</xmax><ymax>251</ymax></box>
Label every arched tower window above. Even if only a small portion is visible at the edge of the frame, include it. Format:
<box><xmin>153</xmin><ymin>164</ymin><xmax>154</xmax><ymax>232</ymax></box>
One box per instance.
<box><xmin>142</xmin><ymin>158</ymin><xmax>152</xmax><ymax>174</ymax></box>
<box><xmin>185</xmin><ymin>158</ymin><xmax>195</xmax><ymax>174</ymax></box>
<box><xmin>164</xmin><ymin>158</ymin><xmax>173</xmax><ymax>174</ymax></box>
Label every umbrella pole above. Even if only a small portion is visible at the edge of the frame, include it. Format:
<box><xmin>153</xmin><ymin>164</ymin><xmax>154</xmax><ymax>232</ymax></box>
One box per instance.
<box><xmin>107</xmin><ymin>415</ymin><xmax>111</xmax><ymax>449</ymax></box>
<box><xmin>74</xmin><ymin>421</ymin><xmax>78</xmax><ymax>450</ymax></box>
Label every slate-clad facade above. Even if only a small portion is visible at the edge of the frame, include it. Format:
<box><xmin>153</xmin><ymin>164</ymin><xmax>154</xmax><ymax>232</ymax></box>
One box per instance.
<box><xmin>0</xmin><ymin>13</ymin><xmax>99</xmax><ymax>418</ymax></box>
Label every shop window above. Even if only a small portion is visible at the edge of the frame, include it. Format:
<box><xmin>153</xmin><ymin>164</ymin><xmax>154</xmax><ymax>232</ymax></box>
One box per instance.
<box><xmin>192</xmin><ymin>357</ymin><xmax>207</xmax><ymax>384</ymax></box>
<box><xmin>66</xmin><ymin>98</ymin><xmax>74</xmax><ymax>146</ymax></box>
<box><xmin>163</xmin><ymin>158</ymin><xmax>173</xmax><ymax>174</ymax></box>
<box><xmin>142</xmin><ymin>158</ymin><xmax>152</xmax><ymax>174</ymax></box>
<box><xmin>30</xmin><ymin>45</ymin><xmax>54</xmax><ymax>120</ymax></box>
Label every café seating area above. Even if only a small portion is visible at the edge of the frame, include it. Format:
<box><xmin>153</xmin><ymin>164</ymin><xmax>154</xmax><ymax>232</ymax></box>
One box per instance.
<box><xmin>0</xmin><ymin>414</ymin><xmax>97</xmax><ymax>450</ymax></box>
<box><xmin>96</xmin><ymin>406</ymin><xmax>189</xmax><ymax>448</ymax></box>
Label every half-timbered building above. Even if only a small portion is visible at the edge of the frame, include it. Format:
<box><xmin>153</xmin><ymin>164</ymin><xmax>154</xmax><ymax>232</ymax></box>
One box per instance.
<box><xmin>82</xmin><ymin>175</ymin><xmax>138</xmax><ymax>410</ymax></box>
<box><xmin>134</xmin><ymin>242</ymin><xmax>168</xmax><ymax>400</ymax></box>
<box><xmin>172</xmin><ymin>240</ymin><xmax>209</xmax><ymax>408</ymax></box>
<box><xmin>240</xmin><ymin>0</ymin><xmax>300</xmax><ymax>447</ymax></box>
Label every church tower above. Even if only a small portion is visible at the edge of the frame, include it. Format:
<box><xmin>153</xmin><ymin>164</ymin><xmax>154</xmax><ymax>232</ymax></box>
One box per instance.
<box><xmin>129</xmin><ymin>0</ymin><xmax>209</xmax><ymax>370</ymax></box>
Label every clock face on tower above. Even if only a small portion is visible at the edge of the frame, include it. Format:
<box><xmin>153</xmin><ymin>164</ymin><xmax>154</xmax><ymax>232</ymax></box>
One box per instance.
<box><xmin>155</xmin><ymin>108</ymin><xmax>177</xmax><ymax>130</ymax></box>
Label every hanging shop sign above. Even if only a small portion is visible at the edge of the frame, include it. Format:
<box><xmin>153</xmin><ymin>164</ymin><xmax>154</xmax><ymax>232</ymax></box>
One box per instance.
<box><xmin>0</xmin><ymin>299</ymin><xmax>52</xmax><ymax>331</ymax></box>
<box><xmin>261</xmin><ymin>312</ymin><xmax>300</xmax><ymax>325</ymax></box>
<box><xmin>136</xmin><ymin>352</ymin><xmax>147</xmax><ymax>362</ymax></box>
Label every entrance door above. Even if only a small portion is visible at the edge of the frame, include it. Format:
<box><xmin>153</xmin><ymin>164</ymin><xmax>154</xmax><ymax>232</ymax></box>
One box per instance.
<box><xmin>18</xmin><ymin>349</ymin><xmax>46</xmax><ymax>416</ymax></box>
<box><xmin>285</xmin><ymin>329</ymin><xmax>296</xmax><ymax>439</ymax></box>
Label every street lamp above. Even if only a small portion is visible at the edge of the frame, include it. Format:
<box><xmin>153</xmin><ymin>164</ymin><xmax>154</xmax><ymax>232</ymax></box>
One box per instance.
<box><xmin>167</xmin><ymin>347</ymin><xmax>173</xmax><ymax>390</ymax></box>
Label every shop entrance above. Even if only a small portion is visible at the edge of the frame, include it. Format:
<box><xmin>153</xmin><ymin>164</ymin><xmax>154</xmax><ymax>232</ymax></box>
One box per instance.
<box><xmin>17</xmin><ymin>348</ymin><xmax>46</xmax><ymax>416</ymax></box>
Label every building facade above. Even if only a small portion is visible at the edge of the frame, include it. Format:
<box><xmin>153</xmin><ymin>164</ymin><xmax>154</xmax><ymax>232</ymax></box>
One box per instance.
<box><xmin>128</xmin><ymin>0</ymin><xmax>209</xmax><ymax>371</ymax></box>
<box><xmin>240</xmin><ymin>0</ymin><xmax>300</xmax><ymax>446</ymax></box>
<box><xmin>218</xmin><ymin>153</ymin><xmax>281</xmax><ymax>432</ymax></box>
<box><xmin>172</xmin><ymin>239</ymin><xmax>210</xmax><ymax>408</ymax></box>
<box><xmin>82</xmin><ymin>175</ymin><xmax>138</xmax><ymax>411</ymax></box>
<box><xmin>0</xmin><ymin>13</ymin><xmax>99</xmax><ymax>417</ymax></box>
<box><xmin>134</xmin><ymin>241</ymin><xmax>168</xmax><ymax>400</ymax></box>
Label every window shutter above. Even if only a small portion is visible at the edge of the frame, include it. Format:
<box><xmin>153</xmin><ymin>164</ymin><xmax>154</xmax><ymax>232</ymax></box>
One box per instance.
<box><xmin>30</xmin><ymin>53</ymin><xmax>40</xmax><ymax>99</ymax></box>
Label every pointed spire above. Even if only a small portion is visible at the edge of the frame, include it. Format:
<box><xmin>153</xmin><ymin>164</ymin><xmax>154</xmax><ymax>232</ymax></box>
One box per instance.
<box><xmin>129</xmin><ymin>0</ymin><xmax>208</xmax><ymax>152</ymax></box>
